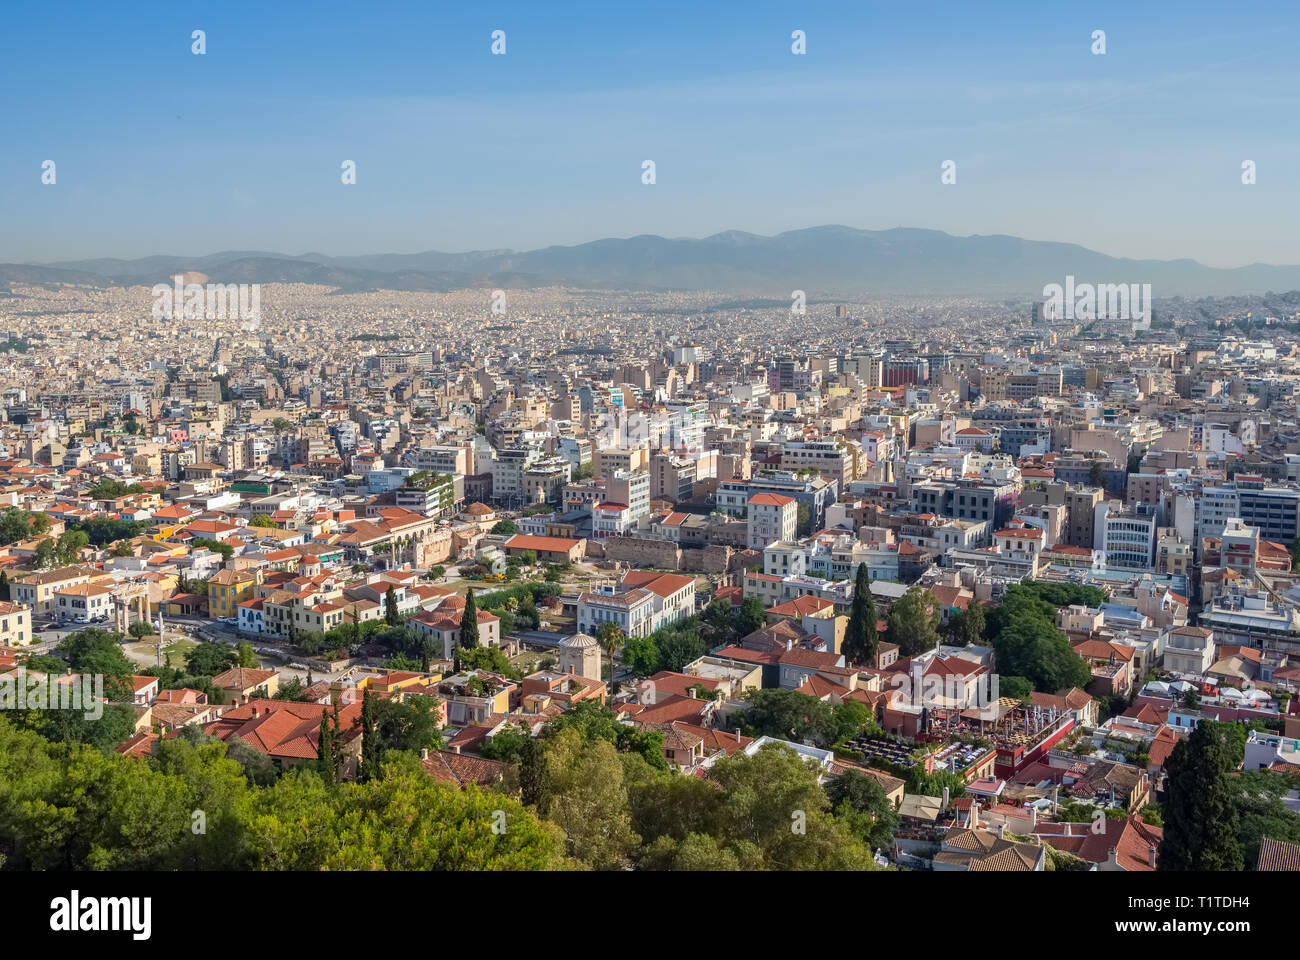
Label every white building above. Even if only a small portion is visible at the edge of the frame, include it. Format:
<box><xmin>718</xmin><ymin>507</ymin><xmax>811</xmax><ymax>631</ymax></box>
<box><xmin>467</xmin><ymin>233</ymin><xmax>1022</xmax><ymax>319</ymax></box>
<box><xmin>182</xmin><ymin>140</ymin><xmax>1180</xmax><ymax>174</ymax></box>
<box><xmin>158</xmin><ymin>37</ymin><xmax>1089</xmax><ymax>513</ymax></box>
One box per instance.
<box><xmin>1098</xmin><ymin>502</ymin><xmax>1158</xmax><ymax>571</ymax></box>
<box><xmin>748</xmin><ymin>493</ymin><xmax>797</xmax><ymax>550</ymax></box>
<box><xmin>1162</xmin><ymin>626</ymin><xmax>1215</xmax><ymax>676</ymax></box>
<box><xmin>576</xmin><ymin>571</ymin><xmax>696</xmax><ymax>639</ymax></box>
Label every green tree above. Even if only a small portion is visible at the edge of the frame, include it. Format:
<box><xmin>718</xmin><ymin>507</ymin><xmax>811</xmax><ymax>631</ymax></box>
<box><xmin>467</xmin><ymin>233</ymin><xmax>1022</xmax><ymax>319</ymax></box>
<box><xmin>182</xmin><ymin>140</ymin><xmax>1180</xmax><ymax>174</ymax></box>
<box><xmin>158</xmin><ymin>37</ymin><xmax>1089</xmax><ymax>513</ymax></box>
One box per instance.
<box><xmin>0</xmin><ymin>508</ymin><xmax>36</xmax><ymax>545</ymax></box>
<box><xmin>460</xmin><ymin>588</ymin><xmax>480</xmax><ymax>649</ymax></box>
<box><xmin>360</xmin><ymin>687</ymin><xmax>382</xmax><ymax>782</ymax></box>
<box><xmin>531</xmin><ymin>727</ymin><xmax>640</xmax><ymax>869</ymax></box>
<box><xmin>640</xmin><ymin>832</ymin><xmax>752</xmax><ymax>870</ymax></box>
<box><xmin>842</xmin><ymin>563</ymin><xmax>879</xmax><ymax>666</ymax></box>
<box><xmin>706</xmin><ymin>743</ymin><xmax>878</xmax><ymax>870</ymax></box>
<box><xmin>595</xmin><ymin>622</ymin><xmax>623</xmax><ymax>681</ymax></box>
<box><xmin>244</xmin><ymin>762</ymin><xmax>568</xmax><ymax>870</ymax></box>
<box><xmin>736</xmin><ymin>596</ymin><xmax>767</xmax><ymax>637</ymax></box>
<box><xmin>735</xmin><ymin>689</ymin><xmax>871</xmax><ymax>749</ymax></box>
<box><xmin>273</xmin><ymin>677</ymin><xmax>312</xmax><ymax>702</ymax></box>
<box><xmin>57</xmin><ymin>628</ymin><xmax>135</xmax><ymax>700</ymax></box>
<box><xmin>998</xmin><ymin>675</ymin><xmax>1035</xmax><ymax>702</ymax></box>
<box><xmin>906</xmin><ymin>766</ymin><xmax>967</xmax><ymax>800</ymax></box>
<box><xmin>384</xmin><ymin>587</ymin><xmax>400</xmax><ymax>626</ymax></box>
<box><xmin>947</xmin><ymin>599</ymin><xmax>986</xmax><ymax>647</ymax></box>
<box><xmin>621</xmin><ymin>633</ymin><xmax>660</xmax><ymax>677</ymax></box>
<box><xmin>985</xmin><ymin>583</ymin><xmax>1092</xmax><ymax>692</ymax></box>
<box><xmin>699</xmin><ymin>596</ymin><xmax>738</xmax><ymax>646</ymax></box>
<box><xmin>1209</xmin><ymin>718</ymin><xmax>1247</xmax><ymax>768</ymax></box>
<box><xmin>886</xmin><ymin>587</ymin><xmax>941</xmax><ymax>657</ymax></box>
<box><xmin>191</xmin><ymin>537</ymin><xmax>234</xmax><ymax>561</ymax></box>
<box><xmin>317</xmin><ymin>711</ymin><xmax>338</xmax><ymax>785</ymax></box>
<box><xmin>185</xmin><ymin>641</ymin><xmax>240</xmax><ymax>677</ymax></box>
<box><xmin>992</xmin><ymin>615</ymin><xmax>1090</xmax><ymax>692</ymax></box>
<box><xmin>55</xmin><ymin>529</ymin><xmax>90</xmax><ymax>566</ymax></box>
<box><xmin>33</xmin><ymin>539</ymin><xmax>56</xmax><ymax>569</ymax></box>
<box><xmin>480</xmin><ymin>722</ymin><xmax>533</xmax><ymax>765</ymax></box>
<box><xmin>458</xmin><ymin>643</ymin><xmax>515</xmax><ymax>677</ymax></box>
<box><xmin>88</xmin><ymin>479</ymin><xmax>147</xmax><ymax>500</ymax></box>
<box><xmin>1160</xmin><ymin>720</ymin><xmax>1244</xmax><ymax>871</ymax></box>
<box><xmin>491</xmin><ymin>519</ymin><xmax>519</xmax><ymax>536</ymax></box>
<box><xmin>536</xmin><ymin>700</ymin><xmax>668</xmax><ymax>771</ymax></box>
<box><xmin>655</xmin><ymin>626</ymin><xmax>705</xmax><ymax>673</ymax></box>
<box><xmin>796</xmin><ymin>502</ymin><xmax>812</xmax><ymax>537</ymax></box>
<box><xmin>373</xmin><ymin>694</ymin><xmax>445</xmax><ymax>754</ymax></box>
<box><xmin>75</xmin><ymin>516</ymin><xmax>154</xmax><ymax>546</ymax></box>
<box><xmin>1230</xmin><ymin>769</ymin><xmax>1300</xmax><ymax>866</ymax></box>
<box><xmin>0</xmin><ymin>720</ymin><xmax>248</xmax><ymax>870</ymax></box>
<box><xmin>827</xmin><ymin>769</ymin><xmax>899</xmax><ymax>852</ymax></box>
<box><xmin>38</xmin><ymin>703</ymin><xmax>140</xmax><ymax>753</ymax></box>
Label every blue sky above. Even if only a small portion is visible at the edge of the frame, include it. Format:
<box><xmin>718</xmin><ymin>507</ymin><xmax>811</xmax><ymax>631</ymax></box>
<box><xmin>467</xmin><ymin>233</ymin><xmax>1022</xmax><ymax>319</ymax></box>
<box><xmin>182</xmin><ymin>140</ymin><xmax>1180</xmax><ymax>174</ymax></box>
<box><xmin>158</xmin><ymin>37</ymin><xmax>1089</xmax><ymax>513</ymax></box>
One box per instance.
<box><xmin>4</xmin><ymin>0</ymin><xmax>1299</xmax><ymax>266</ymax></box>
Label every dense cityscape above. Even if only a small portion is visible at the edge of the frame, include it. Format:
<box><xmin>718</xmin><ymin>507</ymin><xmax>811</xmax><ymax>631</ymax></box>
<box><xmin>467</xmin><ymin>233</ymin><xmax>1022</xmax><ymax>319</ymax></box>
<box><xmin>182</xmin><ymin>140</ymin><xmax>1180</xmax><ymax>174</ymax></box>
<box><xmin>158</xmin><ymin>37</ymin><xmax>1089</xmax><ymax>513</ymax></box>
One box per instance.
<box><xmin>4</xmin><ymin>8</ymin><xmax>1298</xmax><ymax>942</ymax></box>
<box><xmin>0</xmin><ymin>271</ymin><xmax>1296</xmax><ymax>882</ymax></box>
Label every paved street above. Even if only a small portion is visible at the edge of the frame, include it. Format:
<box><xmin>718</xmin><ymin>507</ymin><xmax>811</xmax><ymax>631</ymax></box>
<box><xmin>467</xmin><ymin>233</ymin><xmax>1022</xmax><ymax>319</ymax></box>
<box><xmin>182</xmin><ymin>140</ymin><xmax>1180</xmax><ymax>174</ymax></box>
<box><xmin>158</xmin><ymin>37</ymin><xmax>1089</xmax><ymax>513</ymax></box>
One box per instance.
<box><xmin>32</xmin><ymin>615</ymin><xmax>330</xmax><ymax>685</ymax></box>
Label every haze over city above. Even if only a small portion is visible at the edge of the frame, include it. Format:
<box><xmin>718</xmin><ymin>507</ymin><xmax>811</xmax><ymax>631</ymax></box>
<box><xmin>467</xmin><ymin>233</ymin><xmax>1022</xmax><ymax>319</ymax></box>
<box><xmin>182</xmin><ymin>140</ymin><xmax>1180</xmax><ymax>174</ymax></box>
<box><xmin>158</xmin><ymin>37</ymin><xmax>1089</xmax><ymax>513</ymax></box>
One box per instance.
<box><xmin>6</xmin><ymin>0</ymin><xmax>1300</xmax><ymax>267</ymax></box>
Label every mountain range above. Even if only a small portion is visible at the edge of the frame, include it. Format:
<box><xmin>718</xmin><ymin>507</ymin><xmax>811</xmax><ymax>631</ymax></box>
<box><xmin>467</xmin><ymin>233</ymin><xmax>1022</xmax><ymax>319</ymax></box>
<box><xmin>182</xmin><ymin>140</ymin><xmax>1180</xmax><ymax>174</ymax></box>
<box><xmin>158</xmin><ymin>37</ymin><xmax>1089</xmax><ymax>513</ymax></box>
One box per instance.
<box><xmin>8</xmin><ymin>226</ymin><xmax>1300</xmax><ymax>299</ymax></box>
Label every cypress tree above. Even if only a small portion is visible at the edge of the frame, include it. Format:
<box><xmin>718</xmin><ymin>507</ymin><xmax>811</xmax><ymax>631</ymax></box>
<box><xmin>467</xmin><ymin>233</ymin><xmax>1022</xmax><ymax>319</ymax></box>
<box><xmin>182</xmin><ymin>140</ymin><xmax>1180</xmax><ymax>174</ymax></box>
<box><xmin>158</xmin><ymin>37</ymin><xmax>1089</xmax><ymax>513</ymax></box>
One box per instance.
<box><xmin>384</xmin><ymin>587</ymin><xmax>400</xmax><ymax>626</ymax></box>
<box><xmin>460</xmin><ymin>588</ymin><xmax>480</xmax><ymax>649</ymax></box>
<box><xmin>1159</xmin><ymin>721</ymin><xmax>1243</xmax><ymax>871</ymax></box>
<box><xmin>843</xmin><ymin>563</ymin><xmax>878</xmax><ymax>666</ymax></box>
<box><xmin>318</xmin><ymin>711</ymin><xmax>336</xmax><ymax>785</ymax></box>
<box><xmin>360</xmin><ymin>687</ymin><xmax>381</xmax><ymax>782</ymax></box>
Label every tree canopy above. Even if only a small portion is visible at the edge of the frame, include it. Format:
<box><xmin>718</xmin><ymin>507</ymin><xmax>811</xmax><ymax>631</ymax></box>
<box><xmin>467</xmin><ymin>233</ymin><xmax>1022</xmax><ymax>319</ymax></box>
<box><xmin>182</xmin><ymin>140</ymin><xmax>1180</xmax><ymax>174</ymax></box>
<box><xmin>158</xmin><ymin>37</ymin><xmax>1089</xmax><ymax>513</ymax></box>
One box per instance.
<box><xmin>1160</xmin><ymin>720</ymin><xmax>1245</xmax><ymax>871</ymax></box>
<box><xmin>886</xmin><ymin>586</ymin><xmax>941</xmax><ymax>657</ymax></box>
<box><xmin>984</xmin><ymin>582</ymin><xmax>1092</xmax><ymax>692</ymax></box>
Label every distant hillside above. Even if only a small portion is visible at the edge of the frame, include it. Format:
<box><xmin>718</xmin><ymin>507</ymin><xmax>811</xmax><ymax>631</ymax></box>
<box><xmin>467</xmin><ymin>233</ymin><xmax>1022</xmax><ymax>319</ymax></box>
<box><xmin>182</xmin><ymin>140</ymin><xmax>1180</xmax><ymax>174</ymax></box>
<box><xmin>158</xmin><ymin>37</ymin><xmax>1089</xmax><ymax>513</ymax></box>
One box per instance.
<box><xmin>11</xmin><ymin>226</ymin><xmax>1300</xmax><ymax>298</ymax></box>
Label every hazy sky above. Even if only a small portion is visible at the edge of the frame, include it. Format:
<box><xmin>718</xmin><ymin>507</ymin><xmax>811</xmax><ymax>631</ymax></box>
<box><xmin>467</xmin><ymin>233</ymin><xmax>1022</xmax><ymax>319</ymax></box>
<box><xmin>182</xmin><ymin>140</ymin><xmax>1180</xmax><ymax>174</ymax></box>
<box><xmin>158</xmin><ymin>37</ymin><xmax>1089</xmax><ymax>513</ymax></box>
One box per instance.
<box><xmin>5</xmin><ymin>0</ymin><xmax>1299</xmax><ymax>267</ymax></box>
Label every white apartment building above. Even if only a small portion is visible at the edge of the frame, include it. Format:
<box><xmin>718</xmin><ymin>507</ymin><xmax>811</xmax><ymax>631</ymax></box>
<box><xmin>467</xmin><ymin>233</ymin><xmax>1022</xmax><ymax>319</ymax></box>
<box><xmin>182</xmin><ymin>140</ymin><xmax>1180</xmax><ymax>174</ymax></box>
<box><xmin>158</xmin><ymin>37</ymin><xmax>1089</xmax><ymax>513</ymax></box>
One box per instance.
<box><xmin>1098</xmin><ymin>502</ymin><xmax>1158</xmax><ymax>571</ymax></box>
<box><xmin>747</xmin><ymin>493</ymin><xmax>797</xmax><ymax>550</ymax></box>
<box><xmin>54</xmin><ymin>582</ymin><xmax>114</xmax><ymax>622</ymax></box>
<box><xmin>779</xmin><ymin>439</ymin><xmax>858</xmax><ymax>487</ymax></box>
<box><xmin>1163</xmin><ymin>626</ymin><xmax>1216</xmax><ymax>676</ymax></box>
<box><xmin>1198</xmin><ymin>478</ymin><xmax>1300</xmax><ymax>546</ymax></box>
<box><xmin>606</xmin><ymin>469</ymin><xmax>651</xmax><ymax>521</ymax></box>
<box><xmin>576</xmin><ymin>571</ymin><xmax>696</xmax><ymax>639</ymax></box>
<box><xmin>764</xmin><ymin>540</ymin><xmax>810</xmax><ymax>578</ymax></box>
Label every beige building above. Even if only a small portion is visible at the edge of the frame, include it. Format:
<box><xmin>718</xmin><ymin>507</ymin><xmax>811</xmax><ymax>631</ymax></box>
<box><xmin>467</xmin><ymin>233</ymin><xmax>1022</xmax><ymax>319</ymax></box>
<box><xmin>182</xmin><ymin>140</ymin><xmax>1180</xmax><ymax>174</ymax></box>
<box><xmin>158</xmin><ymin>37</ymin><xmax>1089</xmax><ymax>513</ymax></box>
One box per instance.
<box><xmin>0</xmin><ymin>601</ymin><xmax>32</xmax><ymax>646</ymax></box>
<box><xmin>14</xmin><ymin>566</ymin><xmax>111</xmax><ymax>617</ymax></box>
<box><xmin>594</xmin><ymin>447</ymin><xmax>650</xmax><ymax>478</ymax></box>
<box><xmin>556</xmin><ymin>632</ymin><xmax>602</xmax><ymax>680</ymax></box>
<box><xmin>54</xmin><ymin>582</ymin><xmax>115</xmax><ymax>623</ymax></box>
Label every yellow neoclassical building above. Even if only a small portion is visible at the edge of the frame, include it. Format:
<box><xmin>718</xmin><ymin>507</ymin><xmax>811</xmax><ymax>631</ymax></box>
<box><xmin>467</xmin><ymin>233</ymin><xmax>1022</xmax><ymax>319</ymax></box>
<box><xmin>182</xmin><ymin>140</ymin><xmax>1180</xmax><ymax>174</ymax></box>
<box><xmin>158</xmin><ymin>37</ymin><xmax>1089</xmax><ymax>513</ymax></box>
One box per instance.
<box><xmin>208</xmin><ymin>569</ymin><xmax>260</xmax><ymax>619</ymax></box>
